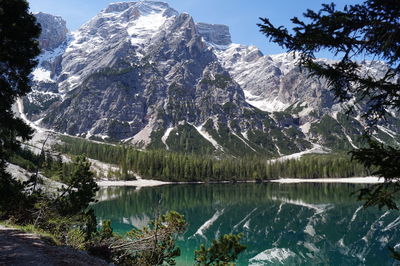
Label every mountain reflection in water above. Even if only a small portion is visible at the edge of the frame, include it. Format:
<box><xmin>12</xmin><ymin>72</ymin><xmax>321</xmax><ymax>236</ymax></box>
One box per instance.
<box><xmin>93</xmin><ymin>183</ymin><xmax>399</xmax><ymax>265</ymax></box>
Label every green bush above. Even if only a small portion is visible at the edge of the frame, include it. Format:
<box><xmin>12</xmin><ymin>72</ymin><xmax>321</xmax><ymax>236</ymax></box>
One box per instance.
<box><xmin>99</xmin><ymin>220</ymin><xmax>113</xmax><ymax>240</ymax></box>
<box><xmin>195</xmin><ymin>233</ymin><xmax>246</xmax><ymax>265</ymax></box>
<box><xmin>67</xmin><ymin>228</ymin><xmax>86</xmax><ymax>250</ymax></box>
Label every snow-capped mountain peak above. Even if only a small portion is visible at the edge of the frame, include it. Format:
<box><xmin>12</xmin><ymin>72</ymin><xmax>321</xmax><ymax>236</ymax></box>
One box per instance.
<box><xmin>104</xmin><ymin>1</ymin><xmax>173</xmax><ymax>15</ymax></box>
<box><xmin>57</xmin><ymin>1</ymin><xmax>179</xmax><ymax>93</ymax></box>
<box><xmin>25</xmin><ymin>3</ymin><xmax>400</xmax><ymax>156</ymax></box>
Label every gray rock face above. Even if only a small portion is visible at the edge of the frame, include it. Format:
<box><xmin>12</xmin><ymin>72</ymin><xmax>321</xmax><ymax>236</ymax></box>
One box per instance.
<box><xmin>40</xmin><ymin>4</ymin><xmax>253</xmax><ymax>143</ymax></box>
<box><xmin>216</xmin><ymin>45</ymin><xmax>330</xmax><ymax>111</ymax></box>
<box><xmin>196</xmin><ymin>22</ymin><xmax>232</xmax><ymax>46</ymax></box>
<box><xmin>25</xmin><ymin>1</ymin><xmax>400</xmax><ymax>155</ymax></box>
<box><xmin>35</xmin><ymin>12</ymin><xmax>68</xmax><ymax>51</ymax></box>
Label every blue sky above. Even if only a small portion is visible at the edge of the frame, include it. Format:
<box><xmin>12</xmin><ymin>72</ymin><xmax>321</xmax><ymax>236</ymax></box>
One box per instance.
<box><xmin>27</xmin><ymin>0</ymin><xmax>363</xmax><ymax>55</ymax></box>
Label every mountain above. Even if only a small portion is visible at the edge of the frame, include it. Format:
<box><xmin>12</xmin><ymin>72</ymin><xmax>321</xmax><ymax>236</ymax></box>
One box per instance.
<box><xmin>219</xmin><ymin>43</ymin><xmax>400</xmax><ymax>148</ymax></box>
<box><xmin>23</xmin><ymin>1</ymin><xmax>400</xmax><ymax>157</ymax></box>
<box><xmin>35</xmin><ymin>12</ymin><xmax>68</xmax><ymax>51</ymax></box>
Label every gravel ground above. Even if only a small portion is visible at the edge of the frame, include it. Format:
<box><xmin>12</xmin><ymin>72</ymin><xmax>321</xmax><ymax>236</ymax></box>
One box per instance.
<box><xmin>0</xmin><ymin>225</ymin><xmax>109</xmax><ymax>266</ymax></box>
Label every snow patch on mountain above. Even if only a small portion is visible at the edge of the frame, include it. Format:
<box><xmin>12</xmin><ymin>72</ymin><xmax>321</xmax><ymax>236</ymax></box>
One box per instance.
<box><xmin>31</xmin><ymin>68</ymin><xmax>53</xmax><ymax>83</ymax></box>
<box><xmin>57</xmin><ymin>1</ymin><xmax>179</xmax><ymax>92</ymax></box>
<box><xmin>126</xmin><ymin>7</ymin><xmax>174</xmax><ymax>49</ymax></box>
<box><xmin>194</xmin><ymin>123</ymin><xmax>224</xmax><ymax>151</ymax></box>
<box><xmin>270</xmin><ymin>144</ymin><xmax>330</xmax><ymax>163</ymax></box>
<box><xmin>229</xmin><ymin>127</ymin><xmax>257</xmax><ymax>152</ymax></box>
<box><xmin>378</xmin><ymin>125</ymin><xmax>398</xmax><ymax>140</ymax></box>
<box><xmin>345</xmin><ymin>134</ymin><xmax>358</xmax><ymax>149</ymax></box>
<box><xmin>36</xmin><ymin>39</ymin><xmax>69</xmax><ymax>66</ymax></box>
<box><xmin>214</xmin><ymin>44</ymin><xmax>295</xmax><ymax>112</ymax></box>
<box><xmin>244</xmin><ymin>90</ymin><xmax>289</xmax><ymax>112</ymax></box>
<box><xmin>161</xmin><ymin>127</ymin><xmax>174</xmax><ymax>149</ymax></box>
<box><xmin>298</xmin><ymin>106</ymin><xmax>314</xmax><ymax>117</ymax></box>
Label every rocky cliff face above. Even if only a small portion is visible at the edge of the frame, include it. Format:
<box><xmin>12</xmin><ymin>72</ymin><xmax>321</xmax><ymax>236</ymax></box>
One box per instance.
<box><xmin>25</xmin><ymin>1</ymin><xmax>400</xmax><ymax>157</ymax></box>
<box><xmin>195</xmin><ymin>23</ymin><xmax>231</xmax><ymax>46</ymax></box>
<box><xmin>35</xmin><ymin>12</ymin><xmax>68</xmax><ymax>51</ymax></box>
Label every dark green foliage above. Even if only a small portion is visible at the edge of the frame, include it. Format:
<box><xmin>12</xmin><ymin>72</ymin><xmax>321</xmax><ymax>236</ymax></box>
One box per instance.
<box><xmin>242</xmin><ymin>107</ymin><xmax>269</xmax><ymax>119</ymax></box>
<box><xmin>336</xmin><ymin>113</ymin><xmax>366</xmax><ymax>147</ymax></box>
<box><xmin>351</xmin><ymin>139</ymin><xmax>400</xmax><ymax>209</ymax></box>
<box><xmin>39</xmin><ymin>208</ymin><xmax>98</xmax><ymax>246</ymax></box>
<box><xmin>265</xmin><ymin>153</ymin><xmax>370</xmax><ymax>179</ymax></box>
<box><xmin>246</xmin><ymin>130</ymin><xmax>277</xmax><ymax>156</ymax></box>
<box><xmin>1</xmin><ymin>146</ymin><xmax>100</xmax><ymax>240</ymax></box>
<box><xmin>269</xmin><ymin>127</ymin><xmax>301</xmax><ymax>155</ymax></box>
<box><xmin>99</xmin><ymin>220</ymin><xmax>114</xmax><ymax>240</ymax></box>
<box><xmin>194</xmin><ymin>233</ymin><xmax>246</xmax><ymax>265</ymax></box>
<box><xmin>128</xmin><ymin>211</ymin><xmax>186</xmax><ymax>265</ymax></box>
<box><xmin>165</xmin><ymin>123</ymin><xmax>215</xmax><ymax>154</ymax></box>
<box><xmin>166</xmin><ymin>84</ymin><xmax>197</xmax><ymax>122</ymax></box>
<box><xmin>272</xmin><ymin>111</ymin><xmax>293</xmax><ymax>124</ymax></box>
<box><xmin>258</xmin><ymin>0</ymin><xmax>400</xmax><ymax>209</ymax></box>
<box><xmin>285</xmin><ymin>103</ymin><xmax>307</xmax><ymax>115</ymax></box>
<box><xmin>55</xmin><ymin>156</ymin><xmax>99</xmax><ymax>215</ymax></box>
<box><xmin>66</xmin><ymin>228</ymin><xmax>87</xmax><ymax>249</ymax></box>
<box><xmin>9</xmin><ymin>148</ymin><xmax>38</xmax><ymax>172</ymax></box>
<box><xmin>147</xmin><ymin>116</ymin><xmax>312</xmax><ymax>157</ymax></box>
<box><xmin>10</xmin><ymin>154</ymin><xmax>101</xmax><ymax>249</ymax></box>
<box><xmin>0</xmin><ymin>0</ymin><xmax>41</xmax><ymax>214</ymax></box>
<box><xmin>148</xmin><ymin>128</ymin><xmax>168</xmax><ymax>150</ymax></box>
<box><xmin>222</xmin><ymin>102</ymin><xmax>237</xmax><ymax>114</ymax></box>
<box><xmin>55</xmin><ymin>136</ymin><xmax>135</xmax><ymax>180</ymax></box>
<box><xmin>258</xmin><ymin>1</ymin><xmax>399</xmax><ymax>123</ymax></box>
<box><xmin>284</xmin><ymin>127</ymin><xmax>312</xmax><ymax>151</ymax></box>
<box><xmin>203</xmin><ymin>121</ymin><xmax>255</xmax><ymax>156</ymax></box>
<box><xmin>56</xmin><ymin>136</ymin><xmax>369</xmax><ymax>182</ymax></box>
<box><xmin>8</xmin><ymin>146</ymin><xmax>87</xmax><ymax>185</ymax></box>
<box><xmin>309</xmin><ymin>115</ymin><xmax>352</xmax><ymax>150</ymax></box>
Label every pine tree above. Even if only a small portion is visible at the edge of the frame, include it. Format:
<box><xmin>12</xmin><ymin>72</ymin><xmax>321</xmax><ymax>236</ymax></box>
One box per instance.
<box><xmin>56</xmin><ymin>156</ymin><xmax>99</xmax><ymax>215</ymax></box>
<box><xmin>194</xmin><ymin>233</ymin><xmax>246</xmax><ymax>265</ymax></box>
<box><xmin>258</xmin><ymin>0</ymin><xmax>400</xmax><ymax>209</ymax></box>
<box><xmin>0</xmin><ymin>0</ymin><xmax>41</xmax><ymax>213</ymax></box>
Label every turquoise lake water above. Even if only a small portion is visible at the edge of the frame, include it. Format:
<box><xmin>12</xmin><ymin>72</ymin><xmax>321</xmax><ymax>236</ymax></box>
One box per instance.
<box><xmin>92</xmin><ymin>183</ymin><xmax>399</xmax><ymax>265</ymax></box>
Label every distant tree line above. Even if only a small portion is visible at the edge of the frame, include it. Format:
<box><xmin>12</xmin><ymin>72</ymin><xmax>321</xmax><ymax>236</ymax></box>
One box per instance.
<box><xmin>55</xmin><ymin>136</ymin><xmax>371</xmax><ymax>182</ymax></box>
<box><xmin>9</xmin><ymin>145</ymin><xmax>85</xmax><ymax>184</ymax></box>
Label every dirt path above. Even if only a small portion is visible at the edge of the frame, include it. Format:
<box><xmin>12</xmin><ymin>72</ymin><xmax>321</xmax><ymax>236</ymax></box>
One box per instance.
<box><xmin>0</xmin><ymin>225</ymin><xmax>109</xmax><ymax>266</ymax></box>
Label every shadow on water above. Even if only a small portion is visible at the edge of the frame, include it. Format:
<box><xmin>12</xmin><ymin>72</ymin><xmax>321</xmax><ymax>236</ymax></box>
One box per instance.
<box><xmin>92</xmin><ymin>183</ymin><xmax>399</xmax><ymax>265</ymax></box>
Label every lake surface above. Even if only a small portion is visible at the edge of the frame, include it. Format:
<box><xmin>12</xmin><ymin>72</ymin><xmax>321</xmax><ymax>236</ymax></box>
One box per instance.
<box><xmin>92</xmin><ymin>183</ymin><xmax>400</xmax><ymax>265</ymax></box>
